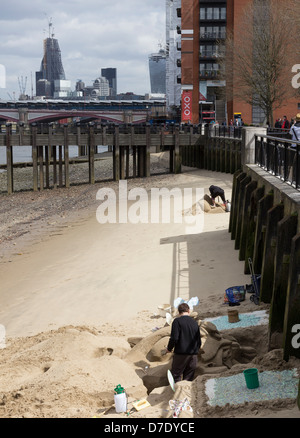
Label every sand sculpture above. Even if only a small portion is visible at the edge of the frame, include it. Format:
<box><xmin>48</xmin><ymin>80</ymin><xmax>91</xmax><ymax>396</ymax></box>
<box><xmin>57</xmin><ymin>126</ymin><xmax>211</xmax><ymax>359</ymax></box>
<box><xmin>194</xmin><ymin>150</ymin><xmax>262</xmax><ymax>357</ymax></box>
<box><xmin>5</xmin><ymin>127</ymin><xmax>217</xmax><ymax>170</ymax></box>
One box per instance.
<box><xmin>125</xmin><ymin>311</ymin><xmax>257</xmax><ymax>394</ymax></box>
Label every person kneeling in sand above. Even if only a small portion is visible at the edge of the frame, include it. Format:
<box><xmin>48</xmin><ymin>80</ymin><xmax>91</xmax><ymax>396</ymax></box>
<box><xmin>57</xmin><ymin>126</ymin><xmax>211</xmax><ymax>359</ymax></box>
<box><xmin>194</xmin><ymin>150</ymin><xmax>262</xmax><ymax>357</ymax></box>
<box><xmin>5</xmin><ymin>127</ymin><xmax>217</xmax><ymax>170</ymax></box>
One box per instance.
<box><xmin>165</xmin><ymin>303</ymin><xmax>201</xmax><ymax>383</ymax></box>
<box><xmin>209</xmin><ymin>185</ymin><xmax>227</xmax><ymax>208</ymax></box>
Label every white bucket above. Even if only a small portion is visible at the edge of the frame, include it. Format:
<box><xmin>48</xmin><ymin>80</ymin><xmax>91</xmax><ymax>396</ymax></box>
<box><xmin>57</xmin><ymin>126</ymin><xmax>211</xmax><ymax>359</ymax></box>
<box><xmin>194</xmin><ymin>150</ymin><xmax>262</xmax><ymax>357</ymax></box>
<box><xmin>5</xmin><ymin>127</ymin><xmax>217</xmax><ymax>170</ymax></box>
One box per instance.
<box><xmin>157</xmin><ymin>304</ymin><xmax>172</xmax><ymax>317</ymax></box>
<box><xmin>114</xmin><ymin>392</ymin><xmax>127</xmax><ymax>413</ymax></box>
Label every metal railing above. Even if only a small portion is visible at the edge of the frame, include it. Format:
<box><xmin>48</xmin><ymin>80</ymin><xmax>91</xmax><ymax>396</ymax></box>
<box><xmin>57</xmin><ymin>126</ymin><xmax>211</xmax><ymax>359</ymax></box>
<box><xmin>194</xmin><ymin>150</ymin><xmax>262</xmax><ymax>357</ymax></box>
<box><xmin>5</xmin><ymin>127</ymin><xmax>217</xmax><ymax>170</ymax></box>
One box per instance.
<box><xmin>255</xmin><ymin>134</ymin><xmax>300</xmax><ymax>189</ymax></box>
<box><xmin>209</xmin><ymin>125</ymin><xmax>242</xmax><ymax>139</ymax></box>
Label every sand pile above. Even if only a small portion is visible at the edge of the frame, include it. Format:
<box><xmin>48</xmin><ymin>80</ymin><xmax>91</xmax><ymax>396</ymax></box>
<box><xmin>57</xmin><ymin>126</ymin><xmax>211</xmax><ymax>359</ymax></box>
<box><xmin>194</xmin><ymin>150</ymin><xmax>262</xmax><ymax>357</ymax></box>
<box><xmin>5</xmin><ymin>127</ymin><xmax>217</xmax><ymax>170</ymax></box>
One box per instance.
<box><xmin>0</xmin><ymin>303</ymin><xmax>299</xmax><ymax>419</ymax></box>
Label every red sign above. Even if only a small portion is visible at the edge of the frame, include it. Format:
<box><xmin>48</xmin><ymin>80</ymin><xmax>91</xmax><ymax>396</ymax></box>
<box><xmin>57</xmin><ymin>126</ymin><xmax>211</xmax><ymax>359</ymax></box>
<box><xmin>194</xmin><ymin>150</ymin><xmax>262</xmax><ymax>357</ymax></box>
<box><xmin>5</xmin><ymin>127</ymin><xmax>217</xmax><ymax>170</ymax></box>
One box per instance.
<box><xmin>181</xmin><ymin>91</ymin><xmax>193</xmax><ymax>122</ymax></box>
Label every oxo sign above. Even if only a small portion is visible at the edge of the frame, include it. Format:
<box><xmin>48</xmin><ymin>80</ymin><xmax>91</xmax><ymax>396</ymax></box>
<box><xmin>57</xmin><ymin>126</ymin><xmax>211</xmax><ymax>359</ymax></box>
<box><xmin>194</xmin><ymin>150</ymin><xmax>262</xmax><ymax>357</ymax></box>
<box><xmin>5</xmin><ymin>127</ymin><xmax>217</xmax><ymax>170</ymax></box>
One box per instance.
<box><xmin>181</xmin><ymin>91</ymin><xmax>193</xmax><ymax>122</ymax></box>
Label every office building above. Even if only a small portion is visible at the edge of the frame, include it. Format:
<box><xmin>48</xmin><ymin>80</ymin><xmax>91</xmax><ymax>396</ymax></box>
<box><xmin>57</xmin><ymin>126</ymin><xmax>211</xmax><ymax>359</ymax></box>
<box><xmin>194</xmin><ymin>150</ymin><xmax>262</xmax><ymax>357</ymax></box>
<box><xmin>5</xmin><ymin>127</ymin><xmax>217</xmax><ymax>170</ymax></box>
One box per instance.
<box><xmin>54</xmin><ymin>80</ymin><xmax>72</xmax><ymax>98</ymax></box>
<box><xmin>101</xmin><ymin>68</ymin><xmax>117</xmax><ymax>97</ymax></box>
<box><xmin>36</xmin><ymin>35</ymin><xmax>67</xmax><ymax>98</ymax></box>
<box><xmin>149</xmin><ymin>48</ymin><xmax>167</xmax><ymax>94</ymax></box>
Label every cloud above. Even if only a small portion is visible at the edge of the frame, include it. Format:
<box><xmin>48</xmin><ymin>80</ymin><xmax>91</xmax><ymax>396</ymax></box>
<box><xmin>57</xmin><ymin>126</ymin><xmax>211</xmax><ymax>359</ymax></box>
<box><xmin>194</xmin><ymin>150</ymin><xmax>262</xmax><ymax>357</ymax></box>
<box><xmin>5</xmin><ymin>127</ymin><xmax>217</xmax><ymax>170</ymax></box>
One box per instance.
<box><xmin>0</xmin><ymin>0</ymin><xmax>165</xmax><ymax>98</ymax></box>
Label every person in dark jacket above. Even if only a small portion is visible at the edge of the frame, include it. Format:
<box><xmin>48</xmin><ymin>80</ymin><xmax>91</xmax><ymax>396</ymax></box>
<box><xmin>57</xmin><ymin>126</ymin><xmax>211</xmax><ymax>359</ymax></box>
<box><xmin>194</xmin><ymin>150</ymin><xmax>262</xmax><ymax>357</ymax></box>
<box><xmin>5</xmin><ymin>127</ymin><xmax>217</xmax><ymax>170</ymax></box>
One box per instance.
<box><xmin>209</xmin><ymin>185</ymin><xmax>227</xmax><ymax>207</ymax></box>
<box><xmin>166</xmin><ymin>303</ymin><xmax>201</xmax><ymax>383</ymax></box>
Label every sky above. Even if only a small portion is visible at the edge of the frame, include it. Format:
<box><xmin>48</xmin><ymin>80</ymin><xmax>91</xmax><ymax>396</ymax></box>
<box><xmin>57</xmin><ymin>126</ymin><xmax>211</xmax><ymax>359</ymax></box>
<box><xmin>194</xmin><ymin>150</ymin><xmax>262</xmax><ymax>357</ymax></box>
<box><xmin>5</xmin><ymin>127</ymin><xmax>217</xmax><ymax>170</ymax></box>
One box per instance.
<box><xmin>0</xmin><ymin>0</ymin><xmax>166</xmax><ymax>100</ymax></box>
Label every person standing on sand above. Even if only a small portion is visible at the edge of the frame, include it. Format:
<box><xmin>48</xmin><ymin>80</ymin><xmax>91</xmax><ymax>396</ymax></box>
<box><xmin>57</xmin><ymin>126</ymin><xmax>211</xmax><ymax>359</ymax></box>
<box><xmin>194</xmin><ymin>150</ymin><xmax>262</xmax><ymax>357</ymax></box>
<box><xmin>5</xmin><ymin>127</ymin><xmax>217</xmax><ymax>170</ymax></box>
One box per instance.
<box><xmin>165</xmin><ymin>303</ymin><xmax>201</xmax><ymax>383</ymax></box>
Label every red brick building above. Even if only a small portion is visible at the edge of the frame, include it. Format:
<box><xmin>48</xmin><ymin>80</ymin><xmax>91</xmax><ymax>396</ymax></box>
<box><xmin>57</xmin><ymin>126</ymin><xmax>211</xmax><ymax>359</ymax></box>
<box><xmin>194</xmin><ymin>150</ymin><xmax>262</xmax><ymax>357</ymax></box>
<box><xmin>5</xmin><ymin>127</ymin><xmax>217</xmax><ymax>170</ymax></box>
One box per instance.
<box><xmin>177</xmin><ymin>0</ymin><xmax>299</xmax><ymax>125</ymax></box>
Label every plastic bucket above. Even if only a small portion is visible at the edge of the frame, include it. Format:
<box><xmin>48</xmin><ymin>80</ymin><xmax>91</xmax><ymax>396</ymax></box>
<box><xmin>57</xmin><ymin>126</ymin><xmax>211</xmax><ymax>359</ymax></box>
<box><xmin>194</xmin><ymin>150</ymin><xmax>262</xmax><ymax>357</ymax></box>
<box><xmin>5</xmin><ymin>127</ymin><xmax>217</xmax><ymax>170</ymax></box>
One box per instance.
<box><xmin>243</xmin><ymin>368</ymin><xmax>259</xmax><ymax>389</ymax></box>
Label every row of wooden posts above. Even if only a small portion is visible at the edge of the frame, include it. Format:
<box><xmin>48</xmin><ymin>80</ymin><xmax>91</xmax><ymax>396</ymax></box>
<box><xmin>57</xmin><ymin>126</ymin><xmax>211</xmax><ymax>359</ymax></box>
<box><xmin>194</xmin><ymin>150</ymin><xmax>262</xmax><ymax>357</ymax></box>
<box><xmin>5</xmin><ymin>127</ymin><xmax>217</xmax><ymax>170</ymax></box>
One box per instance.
<box><xmin>0</xmin><ymin>123</ymin><xmax>242</xmax><ymax>194</ymax></box>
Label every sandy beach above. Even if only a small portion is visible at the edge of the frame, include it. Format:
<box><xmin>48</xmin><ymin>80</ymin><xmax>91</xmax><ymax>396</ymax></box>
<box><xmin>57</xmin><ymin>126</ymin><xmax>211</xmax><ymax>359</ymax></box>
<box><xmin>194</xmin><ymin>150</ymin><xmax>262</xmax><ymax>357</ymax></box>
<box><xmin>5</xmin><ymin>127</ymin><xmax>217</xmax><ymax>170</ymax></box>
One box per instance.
<box><xmin>0</xmin><ymin>157</ymin><xmax>299</xmax><ymax>419</ymax></box>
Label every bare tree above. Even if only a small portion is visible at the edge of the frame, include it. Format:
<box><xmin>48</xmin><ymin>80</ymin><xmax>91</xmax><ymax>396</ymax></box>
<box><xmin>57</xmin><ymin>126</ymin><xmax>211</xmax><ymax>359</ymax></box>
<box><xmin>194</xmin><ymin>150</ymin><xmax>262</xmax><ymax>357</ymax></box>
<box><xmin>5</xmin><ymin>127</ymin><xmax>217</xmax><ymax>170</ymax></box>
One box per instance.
<box><xmin>220</xmin><ymin>0</ymin><xmax>297</xmax><ymax>126</ymax></box>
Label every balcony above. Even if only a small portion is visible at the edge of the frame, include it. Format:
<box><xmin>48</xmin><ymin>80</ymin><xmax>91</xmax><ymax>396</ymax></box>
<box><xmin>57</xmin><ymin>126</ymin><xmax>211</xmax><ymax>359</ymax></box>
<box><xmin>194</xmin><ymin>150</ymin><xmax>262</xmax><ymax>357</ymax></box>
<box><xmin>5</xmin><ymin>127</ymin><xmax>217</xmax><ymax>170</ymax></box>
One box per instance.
<box><xmin>200</xmin><ymin>31</ymin><xmax>226</xmax><ymax>41</ymax></box>
<box><xmin>199</xmin><ymin>52</ymin><xmax>219</xmax><ymax>60</ymax></box>
<box><xmin>199</xmin><ymin>69</ymin><xmax>220</xmax><ymax>79</ymax></box>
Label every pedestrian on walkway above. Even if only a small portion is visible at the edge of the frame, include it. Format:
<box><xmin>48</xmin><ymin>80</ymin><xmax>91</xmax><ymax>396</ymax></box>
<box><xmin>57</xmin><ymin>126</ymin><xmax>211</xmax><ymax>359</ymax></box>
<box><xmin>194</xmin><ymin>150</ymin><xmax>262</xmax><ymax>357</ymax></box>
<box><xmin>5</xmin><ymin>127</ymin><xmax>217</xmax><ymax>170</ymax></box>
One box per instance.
<box><xmin>288</xmin><ymin>114</ymin><xmax>300</xmax><ymax>183</ymax></box>
<box><xmin>289</xmin><ymin>114</ymin><xmax>300</xmax><ymax>147</ymax></box>
<box><xmin>281</xmin><ymin>116</ymin><xmax>290</xmax><ymax>130</ymax></box>
<box><xmin>165</xmin><ymin>303</ymin><xmax>201</xmax><ymax>383</ymax></box>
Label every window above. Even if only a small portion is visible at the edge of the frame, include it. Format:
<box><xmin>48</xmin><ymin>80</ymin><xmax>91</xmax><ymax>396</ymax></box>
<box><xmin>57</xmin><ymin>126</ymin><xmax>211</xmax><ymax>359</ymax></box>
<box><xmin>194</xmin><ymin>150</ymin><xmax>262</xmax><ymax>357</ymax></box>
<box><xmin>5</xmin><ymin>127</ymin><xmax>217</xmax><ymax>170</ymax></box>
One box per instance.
<box><xmin>200</xmin><ymin>7</ymin><xmax>226</xmax><ymax>20</ymax></box>
<box><xmin>200</xmin><ymin>44</ymin><xmax>218</xmax><ymax>57</ymax></box>
<box><xmin>200</xmin><ymin>26</ymin><xmax>226</xmax><ymax>39</ymax></box>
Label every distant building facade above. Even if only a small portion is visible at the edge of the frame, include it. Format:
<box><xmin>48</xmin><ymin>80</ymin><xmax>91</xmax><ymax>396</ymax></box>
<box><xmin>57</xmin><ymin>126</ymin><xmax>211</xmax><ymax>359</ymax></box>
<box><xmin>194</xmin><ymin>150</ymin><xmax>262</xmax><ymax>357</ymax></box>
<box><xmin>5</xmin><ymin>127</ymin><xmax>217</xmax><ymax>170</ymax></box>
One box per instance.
<box><xmin>149</xmin><ymin>49</ymin><xmax>166</xmax><ymax>94</ymax></box>
<box><xmin>166</xmin><ymin>0</ymin><xmax>182</xmax><ymax>116</ymax></box>
<box><xmin>101</xmin><ymin>68</ymin><xmax>117</xmax><ymax>97</ymax></box>
<box><xmin>36</xmin><ymin>36</ymin><xmax>68</xmax><ymax>98</ymax></box>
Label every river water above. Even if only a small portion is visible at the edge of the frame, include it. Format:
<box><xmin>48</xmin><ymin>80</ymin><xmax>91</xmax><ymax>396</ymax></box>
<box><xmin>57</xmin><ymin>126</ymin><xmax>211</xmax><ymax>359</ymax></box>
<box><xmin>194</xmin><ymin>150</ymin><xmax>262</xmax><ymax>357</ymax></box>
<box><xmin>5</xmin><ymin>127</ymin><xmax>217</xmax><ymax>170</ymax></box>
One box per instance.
<box><xmin>0</xmin><ymin>145</ymin><xmax>109</xmax><ymax>170</ymax></box>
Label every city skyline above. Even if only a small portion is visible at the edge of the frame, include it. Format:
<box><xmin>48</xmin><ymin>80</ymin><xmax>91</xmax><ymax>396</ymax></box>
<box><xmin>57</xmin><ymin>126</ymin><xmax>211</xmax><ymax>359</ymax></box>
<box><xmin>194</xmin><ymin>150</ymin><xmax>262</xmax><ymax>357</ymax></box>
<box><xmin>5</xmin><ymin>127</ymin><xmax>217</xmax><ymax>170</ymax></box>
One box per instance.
<box><xmin>0</xmin><ymin>0</ymin><xmax>165</xmax><ymax>100</ymax></box>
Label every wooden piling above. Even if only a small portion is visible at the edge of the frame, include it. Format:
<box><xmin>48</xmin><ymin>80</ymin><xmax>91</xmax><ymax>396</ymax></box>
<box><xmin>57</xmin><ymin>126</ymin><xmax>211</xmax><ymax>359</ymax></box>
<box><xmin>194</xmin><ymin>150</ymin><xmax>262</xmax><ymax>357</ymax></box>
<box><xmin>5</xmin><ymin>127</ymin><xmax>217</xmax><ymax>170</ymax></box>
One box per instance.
<box><xmin>252</xmin><ymin>191</ymin><xmax>274</xmax><ymax>274</ymax></box>
<box><xmin>58</xmin><ymin>145</ymin><xmax>63</xmax><ymax>188</ymax></box>
<box><xmin>6</xmin><ymin>124</ymin><xmax>13</xmax><ymax>195</ymax></box>
<box><xmin>260</xmin><ymin>203</ymin><xmax>284</xmax><ymax>304</ymax></box>
<box><xmin>269</xmin><ymin>213</ymin><xmax>298</xmax><ymax>350</ymax></box>
<box><xmin>174</xmin><ymin>124</ymin><xmax>181</xmax><ymax>174</ymax></box>
<box><xmin>234</xmin><ymin>175</ymin><xmax>251</xmax><ymax>250</ymax></box>
<box><xmin>32</xmin><ymin>125</ymin><xmax>38</xmax><ymax>192</ymax></box>
<box><xmin>113</xmin><ymin>125</ymin><xmax>120</xmax><ymax>181</ymax></box>
<box><xmin>64</xmin><ymin>125</ymin><xmax>70</xmax><ymax>188</ymax></box>
<box><xmin>88</xmin><ymin>124</ymin><xmax>95</xmax><ymax>184</ymax></box>
<box><xmin>283</xmin><ymin>233</ymin><xmax>300</xmax><ymax>360</ymax></box>
<box><xmin>38</xmin><ymin>145</ymin><xmax>44</xmax><ymax>191</ymax></box>
<box><xmin>239</xmin><ymin>179</ymin><xmax>257</xmax><ymax>262</ymax></box>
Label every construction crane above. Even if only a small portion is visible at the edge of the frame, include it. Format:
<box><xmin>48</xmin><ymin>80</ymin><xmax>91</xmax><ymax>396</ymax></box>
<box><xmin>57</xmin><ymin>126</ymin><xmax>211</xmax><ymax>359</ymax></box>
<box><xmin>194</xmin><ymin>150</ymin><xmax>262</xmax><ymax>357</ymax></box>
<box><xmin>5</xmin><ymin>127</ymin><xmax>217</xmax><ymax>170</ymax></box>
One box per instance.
<box><xmin>18</xmin><ymin>76</ymin><xmax>27</xmax><ymax>96</ymax></box>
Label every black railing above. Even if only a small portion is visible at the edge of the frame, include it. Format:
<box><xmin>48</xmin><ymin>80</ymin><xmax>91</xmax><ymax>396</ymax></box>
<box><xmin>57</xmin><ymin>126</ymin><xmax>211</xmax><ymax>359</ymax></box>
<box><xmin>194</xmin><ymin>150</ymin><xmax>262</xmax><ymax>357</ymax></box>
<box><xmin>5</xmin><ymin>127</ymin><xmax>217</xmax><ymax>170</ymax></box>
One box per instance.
<box><xmin>255</xmin><ymin>134</ymin><xmax>300</xmax><ymax>189</ymax></box>
<box><xmin>209</xmin><ymin>125</ymin><xmax>242</xmax><ymax>139</ymax></box>
<box><xmin>267</xmin><ymin>127</ymin><xmax>291</xmax><ymax>139</ymax></box>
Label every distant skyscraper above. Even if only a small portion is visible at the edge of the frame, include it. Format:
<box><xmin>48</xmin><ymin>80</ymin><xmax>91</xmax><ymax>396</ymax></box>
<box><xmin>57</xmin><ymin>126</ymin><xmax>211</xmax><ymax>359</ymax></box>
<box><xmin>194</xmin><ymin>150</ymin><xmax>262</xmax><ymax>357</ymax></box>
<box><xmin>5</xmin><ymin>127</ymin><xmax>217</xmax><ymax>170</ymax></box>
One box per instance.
<box><xmin>149</xmin><ymin>48</ymin><xmax>166</xmax><ymax>94</ymax></box>
<box><xmin>35</xmin><ymin>24</ymin><xmax>66</xmax><ymax>98</ymax></box>
<box><xmin>101</xmin><ymin>68</ymin><xmax>117</xmax><ymax>97</ymax></box>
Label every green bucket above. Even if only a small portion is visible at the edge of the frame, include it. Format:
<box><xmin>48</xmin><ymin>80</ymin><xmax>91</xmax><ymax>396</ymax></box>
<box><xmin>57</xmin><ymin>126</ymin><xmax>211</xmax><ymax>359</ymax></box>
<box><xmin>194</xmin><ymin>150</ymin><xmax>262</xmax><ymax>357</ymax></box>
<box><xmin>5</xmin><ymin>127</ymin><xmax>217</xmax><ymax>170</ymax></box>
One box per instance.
<box><xmin>243</xmin><ymin>368</ymin><xmax>259</xmax><ymax>389</ymax></box>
